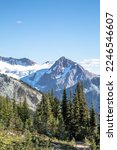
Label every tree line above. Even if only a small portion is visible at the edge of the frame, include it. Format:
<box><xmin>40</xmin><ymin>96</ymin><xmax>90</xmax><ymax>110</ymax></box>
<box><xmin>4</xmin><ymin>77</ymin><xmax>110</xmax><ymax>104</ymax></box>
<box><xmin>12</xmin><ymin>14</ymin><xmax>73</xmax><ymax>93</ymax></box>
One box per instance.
<box><xmin>0</xmin><ymin>82</ymin><xmax>100</xmax><ymax>149</ymax></box>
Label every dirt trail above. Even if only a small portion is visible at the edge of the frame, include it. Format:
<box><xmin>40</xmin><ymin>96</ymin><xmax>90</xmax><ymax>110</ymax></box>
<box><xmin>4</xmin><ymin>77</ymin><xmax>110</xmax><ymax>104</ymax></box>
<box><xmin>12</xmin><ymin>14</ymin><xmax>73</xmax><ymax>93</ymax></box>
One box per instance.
<box><xmin>75</xmin><ymin>142</ymin><xmax>91</xmax><ymax>150</ymax></box>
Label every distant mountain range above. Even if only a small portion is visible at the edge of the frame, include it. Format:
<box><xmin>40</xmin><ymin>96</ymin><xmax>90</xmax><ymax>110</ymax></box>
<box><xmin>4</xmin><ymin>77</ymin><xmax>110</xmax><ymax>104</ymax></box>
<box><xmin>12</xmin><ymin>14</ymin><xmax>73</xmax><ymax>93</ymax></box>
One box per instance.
<box><xmin>0</xmin><ymin>56</ymin><xmax>53</xmax><ymax>79</ymax></box>
<box><xmin>0</xmin><ymin>56</ymin><xmax>36</xmax><ymax>66</ymax></box>
<box><xmin>0</xmin><ymin>56</ymin><xmax>100</xmax><ymax>112</ymax></box>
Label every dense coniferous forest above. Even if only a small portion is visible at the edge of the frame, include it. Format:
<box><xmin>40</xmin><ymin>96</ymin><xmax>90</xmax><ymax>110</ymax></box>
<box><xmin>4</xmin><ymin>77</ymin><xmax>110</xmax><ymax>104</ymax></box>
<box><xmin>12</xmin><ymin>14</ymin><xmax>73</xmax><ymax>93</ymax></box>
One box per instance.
<box><xmin>0</xmin><ymin>82</ymin><xmax>100</xmax><ymax>150</ymax></box>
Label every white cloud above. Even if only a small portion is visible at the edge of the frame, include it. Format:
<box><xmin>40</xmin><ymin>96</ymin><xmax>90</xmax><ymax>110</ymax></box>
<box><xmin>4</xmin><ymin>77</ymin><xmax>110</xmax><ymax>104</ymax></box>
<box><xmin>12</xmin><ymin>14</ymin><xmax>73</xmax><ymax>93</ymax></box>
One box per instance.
<box><xmin>80</xmin><ymin>59</ymin><xmax>100</xmax><ymax>67</ymax></box>
<box><xmin>16</xmin><ymin>20</ymin><xmax>23</xmax><ymax>24</ymax></box>
<box><xmin>79</xmin><ymin>59</ymin><xmax>100</xmax><ymax>74</ymax></box>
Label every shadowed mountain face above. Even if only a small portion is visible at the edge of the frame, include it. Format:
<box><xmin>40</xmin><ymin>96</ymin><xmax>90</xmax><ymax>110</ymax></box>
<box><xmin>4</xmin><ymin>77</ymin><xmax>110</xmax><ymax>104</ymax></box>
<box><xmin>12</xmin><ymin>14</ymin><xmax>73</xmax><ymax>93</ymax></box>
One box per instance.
<box><xmin>22</xmin><ymin>57</ymin><xmax>100</xmax><ymax>112</ymax></box>
<box><xmin>0</xmin><ymin>74</ymin><xmax>42</xmax><ymax>110</ymax></box>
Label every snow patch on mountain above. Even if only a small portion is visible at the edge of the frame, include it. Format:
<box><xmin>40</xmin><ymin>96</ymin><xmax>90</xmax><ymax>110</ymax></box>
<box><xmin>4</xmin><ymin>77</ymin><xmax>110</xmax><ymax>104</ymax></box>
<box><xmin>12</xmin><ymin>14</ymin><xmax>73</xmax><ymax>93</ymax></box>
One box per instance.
<box><xmin>0</xmin><ymin>61</ymin><xmax>39</xmax><ymax>79</ymax></box>
<box><xmin>22</xmin><ymin>69</ymin><xmax>48</xmax><ymax>87</ymax></box>
<box><xmin>0</xmin><ymin>59</ymin><xmax>53</xmax><ymax>79</ymax></box>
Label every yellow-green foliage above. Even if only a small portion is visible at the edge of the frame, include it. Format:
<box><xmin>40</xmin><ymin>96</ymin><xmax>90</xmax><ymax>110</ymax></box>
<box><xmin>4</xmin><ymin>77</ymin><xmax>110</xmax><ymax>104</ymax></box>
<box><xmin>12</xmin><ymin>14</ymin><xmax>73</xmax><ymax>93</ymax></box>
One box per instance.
<box><xmin>0</xmin><ymin>130</ymin><xmax>79</xmax><ymax>150</ymax></box>
<box><xmin>0</xmin><ymin>130</ymin><xmax>25</xmax><ymax>149</ymax></box>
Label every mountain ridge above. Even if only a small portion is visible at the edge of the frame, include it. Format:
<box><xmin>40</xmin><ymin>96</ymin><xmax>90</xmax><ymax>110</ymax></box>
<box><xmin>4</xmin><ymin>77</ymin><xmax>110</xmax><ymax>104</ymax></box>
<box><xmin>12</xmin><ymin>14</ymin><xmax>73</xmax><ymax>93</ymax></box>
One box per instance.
<box><xmin>0</xmin><ymin>56</ymin><xmax>53</xmax><ymax>79</ymax></box>
<box><xmin>0</xmin><ymin>56</ymin><xmax>37</xmax><ymax>66</ymax></box>
<box><xmin>0</xmin><ymin>56</ymin><xmax>100</xmax><ymax>112</ymax></box>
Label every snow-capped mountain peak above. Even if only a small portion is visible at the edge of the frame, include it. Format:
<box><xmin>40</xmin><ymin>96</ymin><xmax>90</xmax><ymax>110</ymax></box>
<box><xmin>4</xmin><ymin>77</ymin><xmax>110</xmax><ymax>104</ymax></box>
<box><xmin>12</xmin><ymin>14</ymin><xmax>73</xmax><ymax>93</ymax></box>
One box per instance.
<box><xmin>45</xmin><ymin>56</ymin><xmax>97</xmax><ymax>81</ymax></box>
<box><xmin>21</xmin><ymin>57</ymin><xmax>99</xmax><ymax>97</ymax></box>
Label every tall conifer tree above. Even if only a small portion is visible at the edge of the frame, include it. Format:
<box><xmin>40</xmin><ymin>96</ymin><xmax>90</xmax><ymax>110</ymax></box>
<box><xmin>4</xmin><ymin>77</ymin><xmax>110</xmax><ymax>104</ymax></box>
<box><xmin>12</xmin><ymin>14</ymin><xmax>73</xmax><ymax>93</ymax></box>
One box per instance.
<box><xmin>67</xmin><ymin>91</ymin><xmax>74</xmax><ymax>139</ymax></box>
<box><xmin>61</xmin><ymin>87</ymin><xmax>67</xmax><ymax>126</ymax></box>
<box><xmin>76</xmin><ymin>82</ymin><xmax>89</xmax><ymax>139</ymax></box>
<box><xmin>90</xmin><ymin>102</ymin><xmax>96</xmax><ymax>133</ymax></box>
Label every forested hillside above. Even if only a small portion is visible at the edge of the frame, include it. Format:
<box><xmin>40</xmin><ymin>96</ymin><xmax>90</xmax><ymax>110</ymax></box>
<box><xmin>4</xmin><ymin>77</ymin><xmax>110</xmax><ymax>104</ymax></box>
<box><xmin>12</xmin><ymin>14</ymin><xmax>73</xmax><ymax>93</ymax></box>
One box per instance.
<box><xmin>0</xmin><ymin>82</ymin><xmax>99</xmax><ymax>150</ymax></box>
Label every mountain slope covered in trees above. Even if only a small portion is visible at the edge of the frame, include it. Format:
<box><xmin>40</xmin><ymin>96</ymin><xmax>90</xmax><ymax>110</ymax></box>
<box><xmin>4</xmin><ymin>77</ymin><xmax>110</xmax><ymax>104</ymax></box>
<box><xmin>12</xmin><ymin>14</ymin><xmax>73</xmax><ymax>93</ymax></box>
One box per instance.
<box><xmin>0</xmin><ymin>81</ymin><xmax>99</xmax><ymax>149</ymax></box>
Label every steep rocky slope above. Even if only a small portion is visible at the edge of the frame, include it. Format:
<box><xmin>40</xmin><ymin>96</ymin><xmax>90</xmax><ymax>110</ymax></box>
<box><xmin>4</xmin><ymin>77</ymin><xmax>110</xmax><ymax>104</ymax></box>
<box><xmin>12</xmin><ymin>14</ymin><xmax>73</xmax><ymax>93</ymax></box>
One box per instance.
<box><xmin>0</xmin><ymin>74</ymin><xmax>42</xmax><ymax>110</ymax></box>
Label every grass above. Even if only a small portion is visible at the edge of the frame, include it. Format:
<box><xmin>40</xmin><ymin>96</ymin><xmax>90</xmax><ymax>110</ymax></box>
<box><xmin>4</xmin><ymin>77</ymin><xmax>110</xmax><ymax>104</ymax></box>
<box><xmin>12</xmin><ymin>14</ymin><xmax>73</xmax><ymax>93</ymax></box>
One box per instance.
<box><xmin>0</xmin><ymin>129</ymin><xmax>90</xmax><ymax>150</ymax></box>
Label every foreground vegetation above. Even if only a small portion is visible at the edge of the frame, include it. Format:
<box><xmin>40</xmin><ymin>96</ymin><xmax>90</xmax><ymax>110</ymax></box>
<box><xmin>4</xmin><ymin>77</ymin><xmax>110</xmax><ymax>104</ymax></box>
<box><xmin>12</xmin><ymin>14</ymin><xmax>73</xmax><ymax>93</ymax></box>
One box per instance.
<box><xmin>0</xmin><ymin>128</ymin><xmax>93</xmax><ymax>150</ymax></box>
<box><xmin>0</xmin><ymin>82</ymin><xmax>100</xmax><ymax>149</ymax></box>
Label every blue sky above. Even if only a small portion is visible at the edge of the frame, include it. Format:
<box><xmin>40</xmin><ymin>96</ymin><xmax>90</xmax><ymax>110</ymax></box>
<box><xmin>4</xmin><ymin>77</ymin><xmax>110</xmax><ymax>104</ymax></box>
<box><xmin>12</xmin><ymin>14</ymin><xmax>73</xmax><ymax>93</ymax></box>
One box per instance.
<box><xmin>0</xmin><ymin>0</ymin><xmax>100</xmax><ymax>72</ymax></box>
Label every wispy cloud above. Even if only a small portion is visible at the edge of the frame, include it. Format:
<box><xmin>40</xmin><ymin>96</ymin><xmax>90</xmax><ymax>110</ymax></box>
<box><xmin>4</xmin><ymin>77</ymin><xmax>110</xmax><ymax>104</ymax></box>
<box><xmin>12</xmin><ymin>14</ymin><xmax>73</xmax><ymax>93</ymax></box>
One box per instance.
<box><xmin>79</xmin><ymin>59</ymin><xmax>100</xmax><ymax>67</ymax></box>
<box><xmin>79</xmin><ymin>59</ymin><xmax>100</xmax><ymax>74</ymax></box>
<box><xmin>16</xmin><ymin>20</ymin><xmax>23</xmax><ymax>24</ymax></box>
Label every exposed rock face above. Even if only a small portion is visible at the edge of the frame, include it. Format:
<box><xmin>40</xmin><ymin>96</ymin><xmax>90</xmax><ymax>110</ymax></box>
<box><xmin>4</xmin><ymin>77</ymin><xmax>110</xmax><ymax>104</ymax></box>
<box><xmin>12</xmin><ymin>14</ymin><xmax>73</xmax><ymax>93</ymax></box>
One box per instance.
<box><xmin>0</xmin><ymin>74</ymin><xmax>42</xmax><ymax>110</ymax></box>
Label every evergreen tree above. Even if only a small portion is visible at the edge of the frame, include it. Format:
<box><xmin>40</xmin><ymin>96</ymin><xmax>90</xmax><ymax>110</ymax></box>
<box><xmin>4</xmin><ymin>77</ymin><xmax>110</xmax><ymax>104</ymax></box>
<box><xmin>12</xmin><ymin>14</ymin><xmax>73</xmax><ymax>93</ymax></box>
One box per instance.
<box><xmin>34</xmin><ymin>94</ymin><xmax>55</xmax><ymax>135</ymax></box>
<box><xmin>67</xmin><ymin>91</ymin><xmax>74</xmax><ymax>139</ymax></box>
<box><xmin>19</xmin><ymin>98</ymin><xmax>30</xmax><ymax>129</ymax></box>
<box><xmin>45</xmin><ymin>95</ymin><xmax>54</xmax><ymax>133</ymax></box>
<box><xmin>2</xmin><ymin>97</ymin><xmax>13</xmax><ymax>127</ymax></box>
<box><xmin>48</xmin><ymin>90</ymin><xmax>60</xmax><ymax>120</ymax></box>
<box><xmin>76</xmin><ymin>82</ymin><xmax>88</xmax><ymax>124</ymax></box>
<box><xmin>0</xmin><ymin>96</ymin><xmax>14</xmax><ymax>128</ymax></box>
<box><xmin>61</xmin><ymin>87</ymin><xmax>68</xmax><ymax>126</ymax></box>
<box><xmin>50</xmin><ymin>89</ymin><xmax>54</xmax><ymax>102</ymax></box>
<box><xmin>73</xmin><ymin>91</ymin><xmax>80</xmax><ymax>139</ymax></box>
<box><xmin>33</xmin><ymin>100</ymin><xmax>44</xmax><ymax>133</ymax></box>
<box><xmin>12</xmin><ymin>98</ymin><xmax>17</xmax><ymax>114</ymax></box>
<box><xmin>90</xmin><ymin>102</ymin><xmax>96</xmax><ymax>134</ymax></box>
<box><xmin>56</xmin><ymin>112</ymin><xmax>67</xmax><ymax>140</ymax></box>
<box><xmin>13</xmin><ymin>99</ymin><xmax>24</xmax><ymax>130</ymax></box>
<box><xmin>76</xmin><ymin>82</ymin><xmax>89</xmax><ymax>139</ymax></box>
<box><xmin>52</xmin><ymin>97</ymin><xmax>60</xmax><ymax>119</ymax></box>
<box><xmin>14</xmin><ymin>116</ymin><xmax>23</xmax><ymax>131</ymax></box>
<box><xmin>0</xmin><ymin>96</ymin><xmax>3</xmax><ymax>122</ymax></box>
<box><xmin>17</xmin><ymin>99</ymin><xmax>23</xmax><ymax>118</ymax></box>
